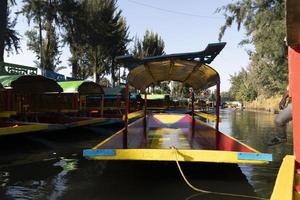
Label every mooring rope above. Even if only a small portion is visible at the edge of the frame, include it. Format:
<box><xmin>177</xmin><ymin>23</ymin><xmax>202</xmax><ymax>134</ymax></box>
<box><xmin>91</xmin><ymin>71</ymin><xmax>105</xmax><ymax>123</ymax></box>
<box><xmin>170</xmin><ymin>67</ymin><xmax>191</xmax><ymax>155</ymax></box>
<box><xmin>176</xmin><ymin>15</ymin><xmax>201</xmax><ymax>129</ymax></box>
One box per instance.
<box><xmin>170</xmin><ymin>146</ymin><xmax>268</xmax><ymax>200</ymax></box>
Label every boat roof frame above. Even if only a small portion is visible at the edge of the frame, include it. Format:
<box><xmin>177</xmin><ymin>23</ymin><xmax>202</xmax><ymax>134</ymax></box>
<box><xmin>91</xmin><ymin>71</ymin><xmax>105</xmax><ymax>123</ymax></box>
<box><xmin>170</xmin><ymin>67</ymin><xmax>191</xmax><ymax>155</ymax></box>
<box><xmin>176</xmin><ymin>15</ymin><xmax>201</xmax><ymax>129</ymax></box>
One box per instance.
<box><xmin>116</xmin><ymin>42</ymin><xmax>226</xmax><ymax>90</ymax></box>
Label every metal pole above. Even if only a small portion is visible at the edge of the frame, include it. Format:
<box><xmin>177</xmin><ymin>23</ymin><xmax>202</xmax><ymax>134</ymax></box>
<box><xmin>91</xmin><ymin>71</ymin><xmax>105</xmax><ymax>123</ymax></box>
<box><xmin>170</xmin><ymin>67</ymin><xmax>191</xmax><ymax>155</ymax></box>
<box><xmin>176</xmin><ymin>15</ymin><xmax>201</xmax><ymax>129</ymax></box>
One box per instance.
<box><xmin>123</xmin><ymin>83</ymin><xmax>129</xmax><ymax>148</ymax></box>
<box><xmin>289</xmin><ymin>46</ymin><xmax>300</xmax><ymax>163</ymax></box>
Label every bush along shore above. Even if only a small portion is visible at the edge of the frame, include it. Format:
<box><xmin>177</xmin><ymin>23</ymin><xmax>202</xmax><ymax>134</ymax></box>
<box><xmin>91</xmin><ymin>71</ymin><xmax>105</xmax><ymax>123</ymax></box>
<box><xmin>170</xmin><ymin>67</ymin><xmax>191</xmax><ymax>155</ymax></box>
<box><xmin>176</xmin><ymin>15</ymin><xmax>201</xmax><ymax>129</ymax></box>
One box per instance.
<box><xmin>244</xmin><ymin>95</ymin><xmax>282</xmax><ymax>114</ymax></box>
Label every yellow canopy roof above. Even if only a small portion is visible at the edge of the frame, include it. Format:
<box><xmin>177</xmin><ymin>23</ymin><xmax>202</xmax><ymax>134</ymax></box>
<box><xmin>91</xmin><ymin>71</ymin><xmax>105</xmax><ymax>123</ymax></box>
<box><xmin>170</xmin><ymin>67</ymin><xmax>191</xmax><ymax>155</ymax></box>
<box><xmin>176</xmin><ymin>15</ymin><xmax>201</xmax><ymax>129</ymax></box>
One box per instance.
<box><xmin>117</xmin><ymin>42</ymin><xmax>225</xmax><ymax>90</ymax></box>
<box><xmin>128</xmin><ymin>60</ymin><xmax>219</xmax><ymax>90</ymax></box>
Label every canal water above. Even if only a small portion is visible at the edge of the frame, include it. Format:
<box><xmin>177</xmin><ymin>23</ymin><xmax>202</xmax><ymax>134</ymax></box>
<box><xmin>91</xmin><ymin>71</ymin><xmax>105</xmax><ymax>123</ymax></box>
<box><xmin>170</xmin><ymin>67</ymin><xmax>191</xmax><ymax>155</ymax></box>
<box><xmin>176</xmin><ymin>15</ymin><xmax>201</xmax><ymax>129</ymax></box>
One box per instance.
<box><xmin>0</xmin><ymin>109</ymin><xmax>293</xmax><ymax>200</ymax></box>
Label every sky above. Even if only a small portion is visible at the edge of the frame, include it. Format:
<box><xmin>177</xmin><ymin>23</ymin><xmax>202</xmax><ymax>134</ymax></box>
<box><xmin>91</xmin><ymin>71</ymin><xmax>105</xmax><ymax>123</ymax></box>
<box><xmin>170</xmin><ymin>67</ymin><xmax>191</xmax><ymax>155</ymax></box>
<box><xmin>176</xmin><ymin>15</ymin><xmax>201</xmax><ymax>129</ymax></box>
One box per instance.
<box><xmin>5</xmin><ymin>0</ymin><xmax>251</xmax><ymax>92</ymax></box>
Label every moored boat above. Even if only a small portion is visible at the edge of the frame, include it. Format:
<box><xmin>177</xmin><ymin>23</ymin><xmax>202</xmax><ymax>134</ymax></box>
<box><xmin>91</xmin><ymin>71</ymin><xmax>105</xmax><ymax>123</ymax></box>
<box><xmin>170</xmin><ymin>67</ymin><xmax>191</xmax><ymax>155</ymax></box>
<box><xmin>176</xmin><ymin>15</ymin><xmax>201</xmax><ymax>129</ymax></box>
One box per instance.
<box><xmin>83</xmin><ymin>42</ymin><xmax>272</xmax><ymax>165</ymax></box>
<box><xmin>0</xmin><ymin>76</ymin><xmax>109</xmax><ymax>135</ymax></box>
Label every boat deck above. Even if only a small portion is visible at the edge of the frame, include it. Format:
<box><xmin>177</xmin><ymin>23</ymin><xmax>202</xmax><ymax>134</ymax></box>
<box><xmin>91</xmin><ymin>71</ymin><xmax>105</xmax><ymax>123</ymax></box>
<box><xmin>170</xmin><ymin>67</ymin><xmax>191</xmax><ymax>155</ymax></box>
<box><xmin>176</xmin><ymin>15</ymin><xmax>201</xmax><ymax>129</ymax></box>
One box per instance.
<box><xmin>84</xmin><ymin>113</ymin><xmax>272</xmax><ymax>164</ymax></box>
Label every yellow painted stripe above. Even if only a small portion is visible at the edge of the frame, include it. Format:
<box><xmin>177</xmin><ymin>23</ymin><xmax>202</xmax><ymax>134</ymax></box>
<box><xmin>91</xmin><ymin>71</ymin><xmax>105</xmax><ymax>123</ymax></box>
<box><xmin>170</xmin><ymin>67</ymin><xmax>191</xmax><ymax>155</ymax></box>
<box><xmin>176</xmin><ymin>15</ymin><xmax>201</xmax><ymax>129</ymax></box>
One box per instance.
<box><xmin>68</xmin><ymin>118</ymin><xmax>106</xmax><ymax>127</ymax></box>
<box><xmin>147</xmin><ymin>107</ymin><xmax>167</xmax><ymax>110</ymax></box>
<box><xmin>148</xmin><ymin>128</ymin><xmax>191</xmax><ymax>149</ymax></box>
<box><xmin>0</xmin><ymin>123</ymin><xmax>49</xmax><ymax>136</ymax></box>
<box><xmin>0</xmin><ymin>111</ymin><xmax>17</xmax><ymax>118</ymax></box>
<box><xmin>195</xmin><ymin>111</ymin><xmax>222</xmax><ymax>122</ymax></box>
<box><xmin>86</xmin><ymin>148</ymin><xmax>268</xmax><ymax>164</ymax></box>
<box><xmin>154</xmin><ymin>114</ymin><xmax>185</xmax><ymax>124</ymax></box>
<box><xmin>123</xmin><ymin>110</ymin><xmax>144</xmax><ymax>121</ymax></box>
<box><xmin>271</xmin><ymin>155</ymin><xmax>295</xmax><ymax>200</ymax></box>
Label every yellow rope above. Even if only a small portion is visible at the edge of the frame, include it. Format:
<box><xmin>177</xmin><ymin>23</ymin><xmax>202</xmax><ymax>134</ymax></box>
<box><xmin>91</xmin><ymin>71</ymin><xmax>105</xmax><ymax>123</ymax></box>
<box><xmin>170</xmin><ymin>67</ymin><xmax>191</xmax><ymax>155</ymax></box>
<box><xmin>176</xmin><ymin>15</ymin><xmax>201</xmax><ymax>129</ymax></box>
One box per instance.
<box><xmin>170</xmin><ymin>146</ymin><xmax>268</xmax><ymax>200</ymax></box>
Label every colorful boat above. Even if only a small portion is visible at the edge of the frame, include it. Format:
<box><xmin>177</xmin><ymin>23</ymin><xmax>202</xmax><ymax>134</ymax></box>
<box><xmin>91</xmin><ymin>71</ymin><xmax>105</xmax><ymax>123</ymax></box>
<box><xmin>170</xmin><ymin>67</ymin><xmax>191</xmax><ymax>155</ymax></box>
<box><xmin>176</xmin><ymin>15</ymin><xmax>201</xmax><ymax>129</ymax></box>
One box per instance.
<box><xmin>0</xmin><ymin>76</ymin><xmax>107</xmax><ymax>136</ymax></box>
<box><xmin>102</xmin><ymin>86</ymin><xmax>126</xmax><ymax>118</ymax></box>
<box><xmin>83</xmin><ymin>42</ymin><xmax>272</xmax><ymax>164</ymax></box>
<box><xmin>0</xmin><ymin>75</ymin><xmax>63</xmax><ymax>135</ymax></box>
<box><xmin>57</xmin><ymin>80</ymin><xmax>105</xmax><ymax>116</ymax></box>
<box><xmin>270</xmin><ymin>0</ymin><xmax>300</xmax><ymax>199</ymax></box>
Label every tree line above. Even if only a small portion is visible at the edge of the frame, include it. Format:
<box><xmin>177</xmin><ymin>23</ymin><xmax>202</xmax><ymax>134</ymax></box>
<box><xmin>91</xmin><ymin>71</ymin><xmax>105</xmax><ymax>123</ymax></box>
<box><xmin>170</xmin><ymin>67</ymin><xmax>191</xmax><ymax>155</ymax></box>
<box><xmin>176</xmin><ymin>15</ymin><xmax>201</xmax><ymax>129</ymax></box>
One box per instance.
<box><xmin>218</xmin><ymin>0</ymin><xmax>287</xmax><ymax>102</ymax></box>
<box><xmin>0</xmin><ymin>0</ymin><xmax>165</xmax><ymax>87</ymax></box>
<box><xmin>1</xmin><ymin>0</ymin><xmax>287</xmax><ymax>97</ymax></box>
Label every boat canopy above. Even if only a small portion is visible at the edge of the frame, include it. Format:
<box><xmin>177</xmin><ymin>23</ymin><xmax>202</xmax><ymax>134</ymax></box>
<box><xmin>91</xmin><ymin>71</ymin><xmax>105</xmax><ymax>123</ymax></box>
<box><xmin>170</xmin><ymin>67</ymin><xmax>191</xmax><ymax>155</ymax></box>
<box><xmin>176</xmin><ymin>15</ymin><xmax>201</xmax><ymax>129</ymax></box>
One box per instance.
<box><xmin>58</xmin><ymin>81</ymin><xmax>104</xmax><ymax>95</ymax></box>
<box><xmin>0</xmin><ymin>75</ymin><xmax>62</xmax><ymax>93</ymax></box>
<box><xmin>286</xmin><ymin>0</ymin><xmax>300</xmax><ymax>47</ymax></box>
<box><xmin>117</xmin><ymin>42</ymin><xmax>226</xmax><ymax>90</ymax></box>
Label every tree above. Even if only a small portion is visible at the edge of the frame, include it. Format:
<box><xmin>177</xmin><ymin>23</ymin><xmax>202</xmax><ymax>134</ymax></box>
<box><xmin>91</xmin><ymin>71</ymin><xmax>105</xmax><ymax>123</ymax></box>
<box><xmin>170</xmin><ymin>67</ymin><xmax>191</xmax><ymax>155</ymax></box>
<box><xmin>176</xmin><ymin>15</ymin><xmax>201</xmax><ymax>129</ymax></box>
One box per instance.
<box><xmin>58</xmin><ymin>0</ymin><xmax>83</xmax><ymax>79</ymax></box>
<box><xmin>0</xmin><ymin>0</ymin><xmax>20</xmax><ymax>62</ymax></box>
<box><xmin>217</xmin><ymin>0</ymin><xmax>287</xmax><ymax>97</ymax></box>
<box><xmin>22</xmin><ymin>0</ymin><xmax>62</xmax><ymax>72</ymax></box>
<box><xmin>132</xmin><ymin>30</ymin><xmax>165</xmax><ymax>92</ymax></box>
<box><xmin>132</xmin><ymin>30</ymin><xmax>165</xmax><ymax>58</ymax></box>
<box><xmin>25</xmin><ymin>22</ymin><xmax>62</xmax><ymax>72</ymax></box>
<box><xmin>59</xmin><ymin>0</ymin><xmax>129</xmax><ymax>85</ymax></box>
<box><xmin>228</xmin><ymin>68</ymin><xmax>257</xmax><ymax>102</ymax></box>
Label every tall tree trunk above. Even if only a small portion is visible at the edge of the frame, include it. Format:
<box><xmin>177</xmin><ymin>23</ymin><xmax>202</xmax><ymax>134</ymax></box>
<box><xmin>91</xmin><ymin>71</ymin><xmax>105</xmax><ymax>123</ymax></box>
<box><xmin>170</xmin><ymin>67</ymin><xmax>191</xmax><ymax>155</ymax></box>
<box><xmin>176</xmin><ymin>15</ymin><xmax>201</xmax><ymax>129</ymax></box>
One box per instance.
<box><xmin>93</xmin><ymin>48</ymin><xmax>98</xmax><ymax>83</ymax></box>
<box><xmin>38</xmin><ymin>12</ymin><xmax>43</xmax><ymax>75</ymax></box>
<box><xmin>0</xmin><ymin>0</ymin><xmax>8</xmax><ymax>62</ymax></box>
<box><xmin>111</xmin><ymin>58</ymin><xmax>115</xmax><ymax>87</ymax></box>
<box><xmin>70</xmin><ymin>45</ymin><xmax>78</xmax><ymax>79</ymax></box>
<box><xmin>45</xmin><ymin>22</ymin><xmax>51</xmax><ymax>71</ymax></box>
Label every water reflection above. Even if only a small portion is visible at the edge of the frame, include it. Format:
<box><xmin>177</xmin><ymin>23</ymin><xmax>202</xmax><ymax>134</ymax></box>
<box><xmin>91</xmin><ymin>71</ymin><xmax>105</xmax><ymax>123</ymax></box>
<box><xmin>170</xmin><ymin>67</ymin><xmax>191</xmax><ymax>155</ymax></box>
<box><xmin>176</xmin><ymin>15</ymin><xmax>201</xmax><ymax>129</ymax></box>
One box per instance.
<box><xmin>0</xmin><ymin>110</ymin><xmax>293</xmax><ymax>199</ymax></box>
<box><xmin>216</xmin><ymin>109</ymin><xmax>293</xmax><ymax>198</ymax></box>
<box><xmin>49</xmin><ymin>158</ymin><xmax>78</xmax><ymax>200</ymax></box>
<box><xmin>4</xmin><ymin>157</ymin><xmax>79</xmax><ymax>200</ymax></box>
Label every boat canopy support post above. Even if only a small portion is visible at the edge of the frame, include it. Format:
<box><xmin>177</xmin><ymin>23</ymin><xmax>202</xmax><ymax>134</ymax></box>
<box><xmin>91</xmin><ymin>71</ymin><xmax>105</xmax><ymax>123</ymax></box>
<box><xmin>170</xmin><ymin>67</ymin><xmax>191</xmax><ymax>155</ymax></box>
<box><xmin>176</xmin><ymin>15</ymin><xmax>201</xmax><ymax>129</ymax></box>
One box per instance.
<box><xmin>215</xmin><ymin>82</ymin><xmax>220</xmax><ymax>131</ymax></box>
<box><xmin>289</xmin><ymin>46</ymin><xmax>300</xmax><ymax>164</ymax></box>
<box><xmin>101</xmin><ymin>94</ymin><xmax>104</xmax><ymax>117</ymax></box>
<box><xmin>144</xmin><ymin>90</ymin><xmax>147</xmax><ymax>129</ymax></box>
<box><xmin>190</xmin><ymin>88</ymin><xmax>195</xmax><ymax>136</ymax></box>
<box><xmin>123</xmin><ymin>82</ymin><xmax>129</xmax><ymax>148</ymax></box>
<box><xmin>215</xmin><ymin>82</ymin><xmax>221</xmax><ymax>149</ymax></box>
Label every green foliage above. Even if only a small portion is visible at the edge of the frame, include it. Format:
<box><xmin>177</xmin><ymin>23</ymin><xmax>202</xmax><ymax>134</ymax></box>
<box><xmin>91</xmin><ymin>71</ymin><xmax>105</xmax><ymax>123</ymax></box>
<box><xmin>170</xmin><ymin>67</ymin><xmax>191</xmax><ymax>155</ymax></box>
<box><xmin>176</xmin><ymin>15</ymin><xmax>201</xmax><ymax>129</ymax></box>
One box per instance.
<box><xmin>229</xmin><ymin>68</ymin><xmax>257</xmax><ymax>102</ymax></box>
<box><xmin>132</xmin><ymin>30</ymin><xmax>165</xmax><ymax>58</ymax></box>
<box><xmin>22</xmin><ymin>0</ymin><xmax>63</xmax><ymax>72</ymax></box>
<box><xmin>20</xmin><ymin>0</ymin><xmax>129</xmax><ymax>82</ymax></box>
<box><xmin>59</xmin><ymin>0</ymin><xmax>129</xmax><ymax>84</ymax></box>
<box><xmin>221</xmin><ymin>91</ymin><xmax>234</xmax><ymax>101</ymax></box>
<box><xmin>170</xmin><ymin>81</ymin><xmax>190</xmax><ymax>99</ymax></box>
<box><xmin>217</xmin><ymin>0</ymin><xmax>287</xmax><ymax>99</ymax></box>
<box><xmin>0</xmin><ymin>0</ymin><xmax>20</xmax><ymax>62</ymax></box>
<box><xmin>25</xmin><ymin>22</ymin><xmax>62</xmax><ymax>72</ymax></box>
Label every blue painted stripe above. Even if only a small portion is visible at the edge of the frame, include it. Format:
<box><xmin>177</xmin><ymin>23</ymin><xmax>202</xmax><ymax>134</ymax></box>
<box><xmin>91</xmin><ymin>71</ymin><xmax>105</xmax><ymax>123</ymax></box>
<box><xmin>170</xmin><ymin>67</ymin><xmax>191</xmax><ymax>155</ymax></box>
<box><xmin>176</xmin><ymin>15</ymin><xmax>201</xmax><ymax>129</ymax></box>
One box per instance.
<box><xmin>83</xmin><ymin>149</ymin><xmax>116</xmax><ymax>157</ymax></box>
<box><xmin>238</xmin><ymin>152</ymin><xmax>273</xmax><ymax>161</ymax></box>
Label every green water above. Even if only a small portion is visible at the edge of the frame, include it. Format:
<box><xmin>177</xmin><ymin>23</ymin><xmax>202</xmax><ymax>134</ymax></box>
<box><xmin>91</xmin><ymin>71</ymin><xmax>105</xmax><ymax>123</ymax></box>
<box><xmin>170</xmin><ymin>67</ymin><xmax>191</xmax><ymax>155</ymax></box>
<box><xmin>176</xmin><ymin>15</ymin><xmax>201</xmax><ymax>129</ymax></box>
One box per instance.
<box><xmin>0</xmin><ymin>109</ymin><xmax>293</xmax><ymax>199</ymax></box>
